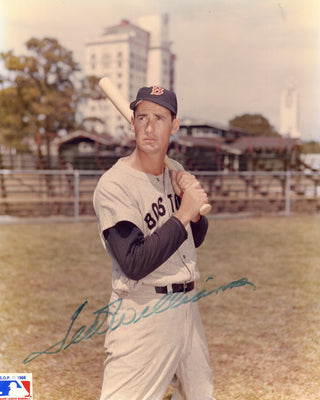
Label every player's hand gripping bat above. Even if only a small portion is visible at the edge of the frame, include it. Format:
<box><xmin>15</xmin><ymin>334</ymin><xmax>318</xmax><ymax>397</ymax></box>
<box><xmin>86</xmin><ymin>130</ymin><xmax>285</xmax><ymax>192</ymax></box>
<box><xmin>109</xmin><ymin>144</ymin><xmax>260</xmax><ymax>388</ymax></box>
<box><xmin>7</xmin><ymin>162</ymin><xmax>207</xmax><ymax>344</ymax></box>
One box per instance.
<box><xmin>98</xmin><ymin>77</ymin><xmax>212</xmax><ymax>216</ymax></box>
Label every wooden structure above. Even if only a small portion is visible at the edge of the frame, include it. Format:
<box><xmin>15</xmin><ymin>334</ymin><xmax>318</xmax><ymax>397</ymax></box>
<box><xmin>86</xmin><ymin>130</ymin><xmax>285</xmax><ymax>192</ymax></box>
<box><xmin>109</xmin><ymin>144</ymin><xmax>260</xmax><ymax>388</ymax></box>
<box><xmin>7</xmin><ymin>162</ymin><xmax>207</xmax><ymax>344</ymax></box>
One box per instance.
<box><xmin>168</xmin><ymin>136</ymin><xmax>241</xmax><ymax>171</ymax></box>
<box><xmin>167</xmin><ymin>118</ymin><xmax>303</xmax><ymax>172</ymax></box>
<box><xmin>58</xmin><ymin>130</ymin><xmax>133</xmax><ymax>170</ymax></box>
<box><xmin>0</xmin><ymin>170</ymin><xmax>319</xmax><ymax>218</ymax></box>
<box><xmin>168</xmin><ymin>134</ymin><xmax>301</xmax><ymax>172</ymax></box>
<box><xmin>231</xmin><ymin>137</ymin><xmax>302</xmax><ymax>171</ymax></box>
<box><xmin>57</xmin><ymin>123</ymin><xmax>302</xmax><ymax>172</ymax></box>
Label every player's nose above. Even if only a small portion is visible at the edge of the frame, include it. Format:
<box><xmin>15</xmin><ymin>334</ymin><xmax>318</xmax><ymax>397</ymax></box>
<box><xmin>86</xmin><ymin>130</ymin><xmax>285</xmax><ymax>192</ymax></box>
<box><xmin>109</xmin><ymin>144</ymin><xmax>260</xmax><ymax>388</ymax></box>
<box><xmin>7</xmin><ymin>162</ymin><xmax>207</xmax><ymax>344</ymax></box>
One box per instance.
<box><xmin>145</xmin><ymin>119</ymin><xmax>154</xmax><ymax>134</ymax></box>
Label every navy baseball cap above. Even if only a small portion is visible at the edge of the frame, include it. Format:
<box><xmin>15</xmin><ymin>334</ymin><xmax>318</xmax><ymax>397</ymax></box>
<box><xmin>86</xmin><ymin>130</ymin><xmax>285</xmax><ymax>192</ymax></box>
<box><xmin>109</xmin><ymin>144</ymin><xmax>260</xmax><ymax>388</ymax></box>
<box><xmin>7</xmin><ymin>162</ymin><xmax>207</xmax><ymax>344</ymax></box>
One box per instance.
<box><xmin>130</xmin><ymin>86</ymin><xmax>177</xmax><ymax>115</ymax></box>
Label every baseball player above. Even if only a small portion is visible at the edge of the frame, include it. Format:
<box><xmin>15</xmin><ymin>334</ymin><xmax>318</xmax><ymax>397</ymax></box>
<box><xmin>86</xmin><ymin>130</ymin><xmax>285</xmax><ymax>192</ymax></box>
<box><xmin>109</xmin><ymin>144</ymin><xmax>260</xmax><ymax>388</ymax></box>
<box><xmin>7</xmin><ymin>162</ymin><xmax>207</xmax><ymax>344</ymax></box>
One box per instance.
<box><xmin>93</xmin><ymin>86</ymin><xmax>215</xmax><ymax>399</ymax></box>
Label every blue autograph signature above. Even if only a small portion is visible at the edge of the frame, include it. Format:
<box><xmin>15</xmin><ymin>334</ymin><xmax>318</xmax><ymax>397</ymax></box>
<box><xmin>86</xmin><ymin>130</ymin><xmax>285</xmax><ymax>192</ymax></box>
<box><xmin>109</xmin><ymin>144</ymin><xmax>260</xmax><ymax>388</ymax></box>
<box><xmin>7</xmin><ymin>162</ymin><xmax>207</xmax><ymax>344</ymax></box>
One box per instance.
<box><xmin>23</xmin><ymin>277</ymin><xmax>256</xmax><ymax>364</ymax></box>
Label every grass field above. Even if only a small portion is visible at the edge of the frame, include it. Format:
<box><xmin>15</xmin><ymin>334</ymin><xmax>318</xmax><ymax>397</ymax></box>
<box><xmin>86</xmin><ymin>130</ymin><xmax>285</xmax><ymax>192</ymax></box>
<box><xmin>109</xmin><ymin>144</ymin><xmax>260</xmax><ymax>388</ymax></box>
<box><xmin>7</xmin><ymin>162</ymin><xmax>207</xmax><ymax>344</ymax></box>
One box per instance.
<box><xmin>0</xmin><ymin>215</ymin><xmax>319</xmax><ymax>399</ymax></box>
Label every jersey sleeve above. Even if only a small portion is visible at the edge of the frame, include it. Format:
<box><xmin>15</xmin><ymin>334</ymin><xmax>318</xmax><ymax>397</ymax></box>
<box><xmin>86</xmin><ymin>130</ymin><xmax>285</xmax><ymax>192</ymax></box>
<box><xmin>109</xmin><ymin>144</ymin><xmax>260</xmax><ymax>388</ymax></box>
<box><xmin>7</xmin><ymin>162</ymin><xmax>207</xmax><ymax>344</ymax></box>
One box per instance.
<box><xmin>93</xmin><ymin>176</ymin><xmax>143</xmax><ymax>233</ymax></box>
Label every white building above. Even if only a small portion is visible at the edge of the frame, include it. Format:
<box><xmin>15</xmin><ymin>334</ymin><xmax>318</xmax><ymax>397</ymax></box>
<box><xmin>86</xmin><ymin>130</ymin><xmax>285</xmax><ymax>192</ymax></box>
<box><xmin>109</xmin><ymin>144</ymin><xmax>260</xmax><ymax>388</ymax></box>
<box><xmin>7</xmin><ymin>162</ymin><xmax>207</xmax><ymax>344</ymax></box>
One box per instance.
<box><xmin>138</xmin><ymin>14</ymin><xmax>175</xmax><ymax>89</ymax></box>
<box><xmin>84</xmin><ymin>19</ymin><xmax>149</xmax><ymax>136</ymax></box>
<box><xmin>83</xmin><ymin>14</ymin><xmax>175</xmax><ymax>137</ymax></box>
<box><xmin>280</xmin><ymin>79</ymin><xmax>300</xmax><ymax>138</ymax></box>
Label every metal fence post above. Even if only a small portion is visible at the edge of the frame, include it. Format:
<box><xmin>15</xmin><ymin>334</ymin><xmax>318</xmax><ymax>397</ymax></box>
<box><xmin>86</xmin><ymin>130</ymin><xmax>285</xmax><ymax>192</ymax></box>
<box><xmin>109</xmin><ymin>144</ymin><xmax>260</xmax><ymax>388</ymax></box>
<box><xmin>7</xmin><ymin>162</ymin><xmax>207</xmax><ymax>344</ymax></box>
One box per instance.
<box><xmin>74</xmin><ymin>170</ymin><xmax>80</xmax><ymax>219</ymax></box>
<box><xmin>1</xmin><ymin>169</ymin><xmax>319</xmax><ymax>219</ymax></box>
<box><xmin>285</xmin><ymin>171</ymin><xmax>291</xmax><ymax>216</ymax></box>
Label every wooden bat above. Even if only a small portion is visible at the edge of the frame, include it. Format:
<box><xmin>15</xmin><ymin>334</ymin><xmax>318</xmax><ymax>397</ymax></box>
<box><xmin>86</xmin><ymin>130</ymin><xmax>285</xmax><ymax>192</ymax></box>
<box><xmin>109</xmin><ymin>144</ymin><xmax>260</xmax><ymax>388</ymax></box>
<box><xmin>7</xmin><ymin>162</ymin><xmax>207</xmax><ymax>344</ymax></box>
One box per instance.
<box><xmin>98</xmin><ymin>77</ymin><xmax>212</xmax><ymax>215</ymax></box>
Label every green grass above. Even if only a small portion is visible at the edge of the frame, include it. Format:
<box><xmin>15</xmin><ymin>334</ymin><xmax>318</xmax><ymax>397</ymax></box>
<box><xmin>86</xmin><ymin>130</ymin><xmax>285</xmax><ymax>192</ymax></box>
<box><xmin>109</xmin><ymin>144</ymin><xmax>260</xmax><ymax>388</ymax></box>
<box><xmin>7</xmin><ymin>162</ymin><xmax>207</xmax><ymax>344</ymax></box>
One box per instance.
<box><xmin>0</xmin><ymin>216</ymin><xmax>319</xmax><ymax>399</ymax></box>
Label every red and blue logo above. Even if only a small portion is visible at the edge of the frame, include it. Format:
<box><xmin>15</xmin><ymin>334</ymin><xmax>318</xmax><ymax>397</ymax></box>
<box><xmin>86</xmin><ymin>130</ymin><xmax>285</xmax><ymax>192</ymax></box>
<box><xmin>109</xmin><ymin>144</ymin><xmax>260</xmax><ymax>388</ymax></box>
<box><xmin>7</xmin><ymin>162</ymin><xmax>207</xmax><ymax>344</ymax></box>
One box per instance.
<box><xmin>0</xmin><ymin>374</ymin><xmax>32</xmax><ymax>399</ymax></box>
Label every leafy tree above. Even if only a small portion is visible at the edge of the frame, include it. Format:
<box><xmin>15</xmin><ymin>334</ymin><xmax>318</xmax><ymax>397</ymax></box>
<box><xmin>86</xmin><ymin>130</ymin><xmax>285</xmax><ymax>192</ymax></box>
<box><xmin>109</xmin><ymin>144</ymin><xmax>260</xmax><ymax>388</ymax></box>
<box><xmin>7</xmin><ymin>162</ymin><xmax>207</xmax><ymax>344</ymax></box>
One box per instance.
<box><xmin>229</xmin><ymin>113</ymin><xmax>280</xmax><ymax>137</ymax></box>
<box><xmin>77</xmin><ymin>75</ymin><xmax>106</xmax><ymax>132</ymax></box>
<box><xmin>80</xmin><ymin>75</ymin><xmax>105</xmax><ymax>101</ymax></box>
<box><xmin>0</xmin><ymin>85</ymin><xmax>29</xmax><ymax>151</ymax></box>
<box><xmin>0</xmin><ymin>37</ymin><xmax>83</xmax><ymax>168</ymax></box>
<box><xmin>302</xmin><ymin>140</ymin><xmax>320</xmax><ymax>154</ymax></box>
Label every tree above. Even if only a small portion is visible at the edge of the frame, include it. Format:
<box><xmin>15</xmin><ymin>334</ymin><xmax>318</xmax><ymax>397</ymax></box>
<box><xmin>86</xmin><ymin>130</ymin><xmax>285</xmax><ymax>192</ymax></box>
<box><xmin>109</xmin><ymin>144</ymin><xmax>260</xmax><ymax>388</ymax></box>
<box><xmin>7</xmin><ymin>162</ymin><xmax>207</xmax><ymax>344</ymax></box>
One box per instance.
<box><xmin>0</xmin><ymin>85</ymin><xmax>30</xmax><ymax>151</ymax></box>
<box><xmin>229</xmin><ymin>113</ymin><xmax>280</xmax><ymax>137</ymax></box>
<box><xmin>302</xmin><ymin>140</ymin><xmax>320</xmax><ymax>154</ymax></box>
<box><xmin>77</xmin><ymin>74</ymin><xmax>106</xmax><ymax>132</ymax></box>
<box><xmin>0</xmin><ymin>37</ymin><xmax>82</xmax><ymax>168</ymax></box>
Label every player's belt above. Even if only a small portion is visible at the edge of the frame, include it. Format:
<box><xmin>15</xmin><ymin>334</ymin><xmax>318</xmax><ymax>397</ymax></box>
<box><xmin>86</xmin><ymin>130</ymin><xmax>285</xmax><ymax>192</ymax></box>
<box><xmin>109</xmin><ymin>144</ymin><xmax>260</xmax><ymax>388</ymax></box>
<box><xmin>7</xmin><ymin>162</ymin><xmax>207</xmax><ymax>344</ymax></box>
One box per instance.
<box><xmin>155</xmin><ymin>281</ymin><xmax>194</xmax><ymax>294</ymax></box>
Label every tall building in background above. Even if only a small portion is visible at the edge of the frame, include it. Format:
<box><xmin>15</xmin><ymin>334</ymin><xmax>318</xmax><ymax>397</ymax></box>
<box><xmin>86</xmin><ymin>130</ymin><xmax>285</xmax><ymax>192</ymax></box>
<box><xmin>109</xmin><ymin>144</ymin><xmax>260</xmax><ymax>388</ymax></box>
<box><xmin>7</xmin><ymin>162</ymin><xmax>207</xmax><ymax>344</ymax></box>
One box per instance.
<box><xmin>83</xmin><ymin>14</ymin><xmax>175</xmax><ymax>137</ymax></box>
<box><xmin>84</xmin><ymin>19</ymin><xmax>150</xmax><ymax>136</ymax></box>
<box><xmin>280</xmin><ymin>79</ymin><xmax>300</xmax><ymax>138</ymax></box>
<box><xmin>138</xmin><ymin>14</ymin><xmax>175</xmax><ymax>89</ymax></box>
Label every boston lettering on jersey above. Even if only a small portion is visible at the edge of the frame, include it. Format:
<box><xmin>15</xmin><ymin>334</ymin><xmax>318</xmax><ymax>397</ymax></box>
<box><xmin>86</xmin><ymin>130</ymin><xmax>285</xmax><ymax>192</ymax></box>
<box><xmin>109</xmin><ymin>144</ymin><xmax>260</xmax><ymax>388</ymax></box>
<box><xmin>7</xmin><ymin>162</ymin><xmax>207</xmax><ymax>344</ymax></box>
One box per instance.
<box><xmin>144</xmin><ymin>194</ymin><xmax>181</xmax><ymax>230</ymax></box>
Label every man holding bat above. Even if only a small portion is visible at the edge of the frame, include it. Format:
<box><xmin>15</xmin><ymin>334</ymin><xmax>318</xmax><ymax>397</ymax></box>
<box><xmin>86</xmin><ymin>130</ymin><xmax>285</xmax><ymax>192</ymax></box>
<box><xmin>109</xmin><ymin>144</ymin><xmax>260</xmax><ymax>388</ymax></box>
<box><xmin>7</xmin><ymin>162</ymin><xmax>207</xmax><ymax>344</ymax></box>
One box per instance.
<box><xmin>93</xmin><ymin>85</ymin><xmax>215</xmax><ymax>399</ymax></box>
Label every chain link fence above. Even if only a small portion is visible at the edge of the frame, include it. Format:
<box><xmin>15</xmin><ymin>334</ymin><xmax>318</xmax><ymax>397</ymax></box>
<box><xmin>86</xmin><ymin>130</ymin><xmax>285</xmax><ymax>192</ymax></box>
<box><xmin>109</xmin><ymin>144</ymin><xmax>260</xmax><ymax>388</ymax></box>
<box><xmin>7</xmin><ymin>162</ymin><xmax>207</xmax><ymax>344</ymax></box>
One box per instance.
<box><xmin>0</xmin><ymin>169</ymin><xmax>319</xmax><ymax>219</ymax></box>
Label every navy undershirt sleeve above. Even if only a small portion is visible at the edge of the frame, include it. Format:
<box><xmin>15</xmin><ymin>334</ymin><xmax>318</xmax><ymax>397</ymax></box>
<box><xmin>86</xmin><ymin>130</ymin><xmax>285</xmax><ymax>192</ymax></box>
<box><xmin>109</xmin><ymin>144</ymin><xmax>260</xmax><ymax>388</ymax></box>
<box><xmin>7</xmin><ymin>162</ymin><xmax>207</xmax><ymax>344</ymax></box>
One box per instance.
<box><xmin>104</xmin><ymin>216</ymin><xmax>187</xmax><ymax>281</ymax></box>
<box><xmin>104</xmin><ymin>216</ymin><xmax>209</xmax><ymax>281</ymax></box>
<box><xmin>190</xmin><ymin>216</ymin><xmax>209</xmax><ymax>247</ymax></box>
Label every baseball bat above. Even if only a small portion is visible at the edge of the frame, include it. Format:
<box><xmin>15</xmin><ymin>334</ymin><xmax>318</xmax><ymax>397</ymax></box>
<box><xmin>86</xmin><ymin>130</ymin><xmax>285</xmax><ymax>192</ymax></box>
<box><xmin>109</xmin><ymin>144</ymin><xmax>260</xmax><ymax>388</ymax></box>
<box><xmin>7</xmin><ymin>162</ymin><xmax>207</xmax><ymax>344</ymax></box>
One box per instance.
<box><xmin>98</xmin><ymin>77</ymin><xmax>212</xmax><ymax>215</ymax></box>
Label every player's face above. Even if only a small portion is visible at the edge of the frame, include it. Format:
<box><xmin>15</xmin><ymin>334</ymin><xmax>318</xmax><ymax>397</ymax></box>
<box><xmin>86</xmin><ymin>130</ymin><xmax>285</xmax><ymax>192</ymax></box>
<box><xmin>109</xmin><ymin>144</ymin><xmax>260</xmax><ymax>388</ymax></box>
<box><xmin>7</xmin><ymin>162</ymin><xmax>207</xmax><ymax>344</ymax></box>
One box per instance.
<box><xmin>131</xmin><ymin>101</ymin><xmax>179</xmax><ymax>155</ymax></box>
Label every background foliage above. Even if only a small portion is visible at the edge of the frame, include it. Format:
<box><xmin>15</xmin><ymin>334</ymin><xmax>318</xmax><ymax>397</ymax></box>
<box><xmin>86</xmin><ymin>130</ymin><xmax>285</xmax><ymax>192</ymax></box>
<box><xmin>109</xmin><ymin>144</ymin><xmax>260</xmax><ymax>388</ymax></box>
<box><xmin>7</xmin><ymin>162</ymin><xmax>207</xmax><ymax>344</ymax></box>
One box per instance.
<box><xmin>0</xmin><ymin>37</ymin><xmax>102</xmax><ymax>167</ymax></box>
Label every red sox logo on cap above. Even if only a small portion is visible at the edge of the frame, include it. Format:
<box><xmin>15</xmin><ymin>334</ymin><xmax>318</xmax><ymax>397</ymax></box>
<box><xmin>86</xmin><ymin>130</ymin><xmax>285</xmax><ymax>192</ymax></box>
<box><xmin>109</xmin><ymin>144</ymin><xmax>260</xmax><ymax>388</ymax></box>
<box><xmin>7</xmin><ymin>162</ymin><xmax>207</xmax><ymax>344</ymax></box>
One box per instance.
<box><xmin>130</xmin><ymin>85</ymin><xmax>177</xmax><ymax>115</ymax></box>
<box><xmin>150</xmin><ymin>86</ymin><xmax>164</xmax><ymax>95</ymax></box>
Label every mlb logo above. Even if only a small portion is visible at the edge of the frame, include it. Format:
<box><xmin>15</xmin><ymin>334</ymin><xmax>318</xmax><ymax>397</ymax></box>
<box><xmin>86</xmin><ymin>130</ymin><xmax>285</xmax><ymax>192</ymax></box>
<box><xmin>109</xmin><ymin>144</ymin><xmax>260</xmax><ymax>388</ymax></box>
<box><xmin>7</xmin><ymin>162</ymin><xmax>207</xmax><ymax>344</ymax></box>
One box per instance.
<box><xmin>0</xmin><ymin>374</ymin><xmax>32</xmax><ymax>399</ymax></box>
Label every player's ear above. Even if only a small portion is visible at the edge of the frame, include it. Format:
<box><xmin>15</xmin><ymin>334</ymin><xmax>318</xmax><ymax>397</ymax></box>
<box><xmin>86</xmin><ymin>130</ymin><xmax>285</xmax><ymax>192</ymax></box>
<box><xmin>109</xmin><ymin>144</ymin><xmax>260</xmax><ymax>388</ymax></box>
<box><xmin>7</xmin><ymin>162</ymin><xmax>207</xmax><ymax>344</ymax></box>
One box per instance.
<box><xmin>130</xmin><ymin>115</ymin><xmax>135</xmax><ymax>133</ymax></box>
<box><xmin>171</xmin><ymin>117</ymin><xmax>180</xmax><ymax>136</ymax></box>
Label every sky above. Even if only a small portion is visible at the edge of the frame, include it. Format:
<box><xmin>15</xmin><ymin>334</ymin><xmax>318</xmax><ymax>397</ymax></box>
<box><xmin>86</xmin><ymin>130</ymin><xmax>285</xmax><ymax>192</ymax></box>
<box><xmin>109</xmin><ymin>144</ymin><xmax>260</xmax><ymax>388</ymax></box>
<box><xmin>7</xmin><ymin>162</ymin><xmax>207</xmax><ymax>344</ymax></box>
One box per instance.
<box><xmin>0</xmin><ymin>0</ymin><xmax>319</xmax><ymax>141</ymax></box>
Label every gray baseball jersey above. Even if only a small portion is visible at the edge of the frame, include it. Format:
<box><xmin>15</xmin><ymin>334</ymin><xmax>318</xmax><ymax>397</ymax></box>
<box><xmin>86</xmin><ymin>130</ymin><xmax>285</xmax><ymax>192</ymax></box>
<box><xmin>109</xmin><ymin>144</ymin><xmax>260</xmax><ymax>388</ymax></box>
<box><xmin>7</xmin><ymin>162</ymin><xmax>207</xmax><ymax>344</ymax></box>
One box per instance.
<box><xmin>93</xmin><ymin>157</ymin><xmax>201</xmax><ymax>295</ymax></box>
